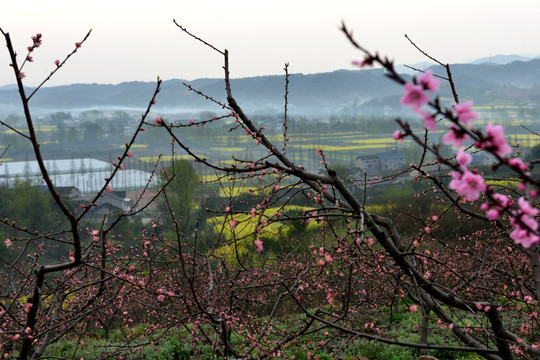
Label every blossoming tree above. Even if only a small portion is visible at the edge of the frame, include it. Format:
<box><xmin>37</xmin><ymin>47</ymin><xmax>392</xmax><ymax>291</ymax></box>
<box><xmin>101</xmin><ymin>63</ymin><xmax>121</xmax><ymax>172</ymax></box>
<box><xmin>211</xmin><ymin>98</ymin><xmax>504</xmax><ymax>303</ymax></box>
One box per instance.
<box><xmin>0</xmin><ymin>28</ymin><xmax>165</xmax><ymax>359</ymax></box>
<box><xmin>0</xmin><ymin>20</ymin><xmax>539</xmax><ymax>360</ymax></box>
<box><xmin>139</xmin><ymin>22</ymin><xmax>539</xmax><ymax>359</ymax></box>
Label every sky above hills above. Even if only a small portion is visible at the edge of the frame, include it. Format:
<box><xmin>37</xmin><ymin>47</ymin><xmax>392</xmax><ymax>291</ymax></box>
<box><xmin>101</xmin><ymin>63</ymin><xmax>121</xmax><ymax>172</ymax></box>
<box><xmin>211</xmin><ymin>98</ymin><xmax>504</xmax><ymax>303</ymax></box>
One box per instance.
<box><xmin>1</xmin><ymin>0</ymin><xmax>539</xmax><ymax>87</ymax></box>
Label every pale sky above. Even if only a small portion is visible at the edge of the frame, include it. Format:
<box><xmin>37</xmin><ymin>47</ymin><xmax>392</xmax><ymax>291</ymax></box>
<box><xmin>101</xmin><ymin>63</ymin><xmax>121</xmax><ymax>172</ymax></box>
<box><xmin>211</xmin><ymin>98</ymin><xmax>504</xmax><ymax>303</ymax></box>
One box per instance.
<box><xmin>0</xmin><ymin>0</ymin><xmax>539</xmax><ymax>86</ymax></box>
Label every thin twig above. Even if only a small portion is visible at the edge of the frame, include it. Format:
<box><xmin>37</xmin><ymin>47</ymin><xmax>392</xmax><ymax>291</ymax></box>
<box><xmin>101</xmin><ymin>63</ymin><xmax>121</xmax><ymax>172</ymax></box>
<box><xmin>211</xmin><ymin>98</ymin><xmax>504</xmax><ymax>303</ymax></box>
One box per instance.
<box><xmin>404</xmin><ymin>34</ymin><xmax>444</xmax><ymax>66</ymax></box>
<box><xmin>282</xmin><ymin>63</ymin><xmax>290</xmax><ymax>155</ymax></box>
<box><xmin>404</xmin><ymin>34</ymin><xmax>459</xmax><ymax>103</ymax></box>
<box><xmin>27</xmin><ymin>29</ymin><xmax>92</xmax><ymax>101</ymax></box>
<box><xmin>173</xmin><ymin>20</ymin><xmax>225</xmax><ymax>55</ymax></box>
<box><xmin>0</xmin><ymin>121</ymin><xmax>31</xmax><ymax>140</ymax></box>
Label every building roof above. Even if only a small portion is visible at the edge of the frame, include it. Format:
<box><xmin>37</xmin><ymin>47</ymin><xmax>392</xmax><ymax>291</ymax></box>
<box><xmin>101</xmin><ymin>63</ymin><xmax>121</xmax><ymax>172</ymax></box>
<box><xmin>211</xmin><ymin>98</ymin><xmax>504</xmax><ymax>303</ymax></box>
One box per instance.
<box><xmin>356</xmin><ymin>151</ymin><xmax>405</xmax><ymax>161</ymax></box>
<box><xmin>470</xmin><ymin>153</ymin><xmax>490</xmax><ymax>164</ymax></box>
<box><xmin>376</xmin><ymin>151</ymin><xmax>405</xmax><ymax>159</ymax></box>
<box><xmin>0</xmin><ymin>158</ymin><xmax>111</xmax><ymax>177</ymax></box>
<box><xmin>356</xmin><ymin>154</ymin><xmax>379</xmax><ymax>160</ymax></box>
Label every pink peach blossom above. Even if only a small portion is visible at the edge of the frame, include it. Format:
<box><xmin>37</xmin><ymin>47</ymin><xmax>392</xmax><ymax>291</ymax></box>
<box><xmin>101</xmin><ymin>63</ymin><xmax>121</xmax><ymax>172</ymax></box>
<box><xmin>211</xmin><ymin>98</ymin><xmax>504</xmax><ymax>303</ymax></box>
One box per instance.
<box><xmin>508</xmin><ymin>157</ymin><xmax>527</xmax><ymax>171</ymax></box>
<box><xmin>483</xmin><ymin>123</ymin><xmax>512</xmax><ymax>158</ymax></box>
<box><xmin>508</xmin><ymin>198</ymin><xmax>539</xmax><ymax>247</ymax></box>
<box><xmin>400</xmin><ymin>82</ymin><xmax>429</xmax><ymax>111</ymax></box>
<box><xmin>352</xmin><ymin>57</ymin><xmax>373</xmax><ymax>68</ymax></box>
<box><xmin>417</xmin><ymin>70</ymin><xmax>440</xmax><ymax>92</ymax></box>
<box><xmin>486</xmin><ymin>209</ymin><xmax>500</xmax><ymax>220</ymax></box>
<box><xmin>456</xmin><ymin>149</ymin><xmax>471</xmax><ymax>168</ymax></box>
<box><xmin>449</xmin><ymin>170</ymin><xmax>486</xmax><ymax>201</ymax></box>
<box><xmin>442</xmin><ymin>124</ymin><xmax>469</xmax><ymax>148</ymax></box>
<box><xmin>518</xmin><ymin>197</ymin><xmax>538</xmax><ymax>217</ymax></box>
<box><xmin>254</xmin><ymin>239</ymin><xmax>263</xmax><ymax>252</ymax></box>
<box><xmin>420</xmin><ymin>111</ymin><xmax>436</xmax><ymax>131</ymax></box>
<box><xmin>510</xmin><ymin>215</ymin><xmax>539</xmax><ymax>248</ymax></box>
<box><xmin>454</xmin><ymin>101</ymin><xmax>478</xmax><ymax>126</ymax></box>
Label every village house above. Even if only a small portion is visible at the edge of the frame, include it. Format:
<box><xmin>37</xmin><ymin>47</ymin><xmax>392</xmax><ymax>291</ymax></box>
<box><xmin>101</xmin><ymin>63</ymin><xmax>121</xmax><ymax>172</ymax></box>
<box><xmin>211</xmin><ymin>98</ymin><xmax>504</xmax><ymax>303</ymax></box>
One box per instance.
<box><xmin>81</xmin><ymin>191</ymin><xmax>135</xmax><ymax>221</ymax></box>
<box><xmin>354</xmin><ymin>149</ymin><xmax>406</xmax><ymax>175</ymax></box>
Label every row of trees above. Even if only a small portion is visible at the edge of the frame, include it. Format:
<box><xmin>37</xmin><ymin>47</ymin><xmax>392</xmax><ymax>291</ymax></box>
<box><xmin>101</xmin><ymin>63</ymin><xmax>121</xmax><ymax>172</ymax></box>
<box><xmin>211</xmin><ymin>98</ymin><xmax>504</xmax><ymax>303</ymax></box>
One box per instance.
<box><xmin>0</xmin><ymin>20</ymin><xmax>539</xmax><ymax>360</ymax></box>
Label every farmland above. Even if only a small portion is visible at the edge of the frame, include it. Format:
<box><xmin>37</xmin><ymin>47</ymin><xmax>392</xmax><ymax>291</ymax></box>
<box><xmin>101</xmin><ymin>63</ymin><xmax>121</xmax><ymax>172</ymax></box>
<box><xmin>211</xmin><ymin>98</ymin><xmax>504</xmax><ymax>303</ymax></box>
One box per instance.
<box><xmin>2</xmin><ymin>100</ymin><xmax>539</xmax><ymax>174</ymax></box>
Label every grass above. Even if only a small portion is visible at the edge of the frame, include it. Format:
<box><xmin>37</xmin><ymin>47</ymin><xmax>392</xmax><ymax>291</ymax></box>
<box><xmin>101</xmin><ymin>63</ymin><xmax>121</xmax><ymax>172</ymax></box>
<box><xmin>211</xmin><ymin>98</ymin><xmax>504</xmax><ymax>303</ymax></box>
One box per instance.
<box><xmin>507</xmin><ymin>133</ymin><xmax>540</xmax><ymax>147</ymax></box>
<box><xmin>485</xmin><ymin>179</ymin><xmax>520</xmax><ymax>188</ymax></box>
<box><xmin>218</xmin><ymin>186</ymin><xmax>258</xmax><ymax>197</ymax></box>
<box><xmin>289</xmin><ymin>143</ymin><xmax>394</xmax><ymax>151</ymax></box>
<box><xmin>40</xmin><ymin>304</ymin><xmax>486</xmax><ymax>360</ymax></box>
<box><xmin>348</xmin><ymin>137</ymin><xmax>405</xmax><ymax>144</ymax></box>
<box><xmin>200</xmin><ymin>174</ymin><xmax>223</xmax><ymax>182</ymax></box>
<box><xmin>208</xmin><ymin>204</ymin><xmax>320</xmax><ymax>262</ymax></box>
<box><xmin>210</xmin><ymin>205</ymin><xmax>318</xmax><ymax>240</ymax></box>
<box><xmin>122</xmin><ymin>143</ymin><xmax>148</xmax><ymax>148</ymax></box>
<box><xmin>2</xmin><ymin>125</ymin><xmax>56</xmax><ymax>134</ymax></box>
<box><xmin>208</xmin><ymin>146</ymin><xmax>246</xmax><ymax>152</ymax></box>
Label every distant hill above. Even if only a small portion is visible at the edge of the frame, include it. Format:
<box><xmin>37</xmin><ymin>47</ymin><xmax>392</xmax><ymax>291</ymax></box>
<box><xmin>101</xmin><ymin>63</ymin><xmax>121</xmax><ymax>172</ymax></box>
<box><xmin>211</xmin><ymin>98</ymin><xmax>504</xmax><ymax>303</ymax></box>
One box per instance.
<box><xmin>0</xmin><ymin>69</ymin><xmax>405</xmax><ymax>116</ymax></box>
<box><xmin>1</xmin><ymin>57</ymin><xmax>540</xmax><ymax>117</ymax></box>
<box><xmin>395</xmin><ymin>62</ymin><xmax>435</xmax><ymax>75</ymax></box>
<box><xmin>436</xmin><ymin>58</ymin><xmax>540</xmax><ymax>91</ymax></box>
<box><xmin>469</xmin><ymin>54</ymin><xmax>534</xmax><ymax>65</ymax></box>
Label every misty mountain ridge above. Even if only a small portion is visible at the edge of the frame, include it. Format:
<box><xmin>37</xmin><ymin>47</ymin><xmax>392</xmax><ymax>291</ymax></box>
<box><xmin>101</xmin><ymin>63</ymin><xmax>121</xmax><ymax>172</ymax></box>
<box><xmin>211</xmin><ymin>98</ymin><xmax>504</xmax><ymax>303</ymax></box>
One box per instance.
<box><xmin>395</xmin><ymin>54</ymin><xmax>539</xmax><ymax>74</ymax></box>
<box><xmin>1</xmin><ymin>56</ymin><xmax>540</xmax><ymax>117</ymax></box>
<box><xmin>469</xmin><ymin>54</ymin><xmax>538</xmax><ymax>65</ymax></box>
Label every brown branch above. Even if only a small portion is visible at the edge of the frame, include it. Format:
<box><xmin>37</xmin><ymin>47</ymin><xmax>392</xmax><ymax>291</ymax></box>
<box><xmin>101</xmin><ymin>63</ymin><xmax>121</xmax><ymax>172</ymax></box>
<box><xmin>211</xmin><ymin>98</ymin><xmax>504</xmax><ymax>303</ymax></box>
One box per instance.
<box><xmin>404</xmin><ymin>34</ymin><xmax>459</xmax><ymax>103</ymax></box>
<box><xmin>282</xmin><ymin>62</ymin><xmax>290</xmax><ymax>155</ymax></box>
<box><xmin>27</xmin><ymin>29</ymin><xmax>92</xmax><ymax>101</ymax></box>
<box><xmin>173</xmin><ymin>20</ymin><xmax>225</xmax><ymax>55</ymax></box>
<box><xmin>0</xmin><ymin>121</ymin><xmax>31</xmax><ymax>140</ymax></box>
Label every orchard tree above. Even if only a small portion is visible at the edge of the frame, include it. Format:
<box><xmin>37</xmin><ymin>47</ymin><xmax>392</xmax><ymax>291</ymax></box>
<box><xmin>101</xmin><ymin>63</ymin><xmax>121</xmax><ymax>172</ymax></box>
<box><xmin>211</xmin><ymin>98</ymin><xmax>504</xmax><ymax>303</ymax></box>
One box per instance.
<box><xmin>137</xmin><ymin>21</ymin><xmax>539</xmax><ymax>360</ymax></box>
<box><xmin>1</xmin><ymin>18</ymin><xmax>539</xmax><ymax>360</ymax></box>
<box><xmin>0</xmin><ymin>29</ymin><xmax>165</xmax><ymax>359</ymax></box>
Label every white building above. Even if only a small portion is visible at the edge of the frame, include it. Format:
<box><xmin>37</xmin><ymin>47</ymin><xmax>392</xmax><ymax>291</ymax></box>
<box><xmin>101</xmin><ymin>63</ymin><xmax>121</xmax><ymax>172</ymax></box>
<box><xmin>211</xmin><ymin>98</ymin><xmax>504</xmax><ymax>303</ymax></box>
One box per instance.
<box><xmin>0</xmin><ymin>158</ymin><xmax>155</xmax><ymax>194</ymax></box>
